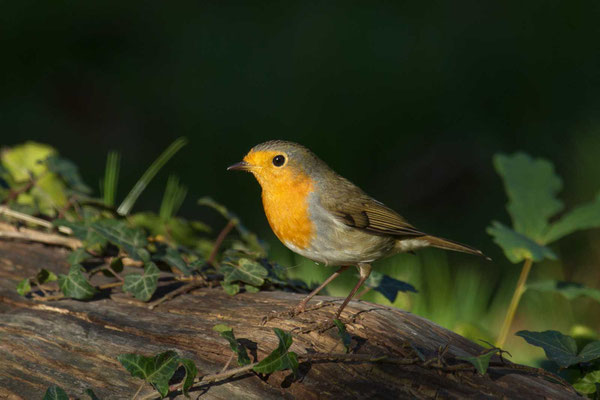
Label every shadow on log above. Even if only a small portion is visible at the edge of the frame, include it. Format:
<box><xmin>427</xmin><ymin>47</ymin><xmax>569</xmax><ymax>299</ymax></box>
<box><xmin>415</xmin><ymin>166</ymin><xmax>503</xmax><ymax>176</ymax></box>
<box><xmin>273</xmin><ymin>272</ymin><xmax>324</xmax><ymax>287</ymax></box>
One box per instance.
<box><xmin>0</xmin><ymin>241</ymin><xmax>579</xmax><ymax>399</ymax></box>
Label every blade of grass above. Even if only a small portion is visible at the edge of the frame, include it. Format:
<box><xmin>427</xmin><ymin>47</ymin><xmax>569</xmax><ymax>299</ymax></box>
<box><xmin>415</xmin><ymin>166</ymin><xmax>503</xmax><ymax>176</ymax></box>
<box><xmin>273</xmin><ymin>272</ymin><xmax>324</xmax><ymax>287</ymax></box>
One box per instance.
<box><xmin>159</xmin><ymin>175</ymin><xmax>188</xmax><ymax>219</ymax></box>
<box><xmin>102</xmin><ymin>150</ymin><xmax>121</xmax><ymax>207</ymax></box>
<box><xmin>117</xmin><ymin>137</ymin><xmax>188</xmax><ymax>216</ymax></box>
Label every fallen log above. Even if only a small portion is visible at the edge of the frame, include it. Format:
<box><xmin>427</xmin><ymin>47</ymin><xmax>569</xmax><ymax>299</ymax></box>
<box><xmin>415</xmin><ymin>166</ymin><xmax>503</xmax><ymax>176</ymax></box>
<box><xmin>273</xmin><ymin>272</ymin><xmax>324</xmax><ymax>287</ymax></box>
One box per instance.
<box><xmin>0</xmin><ymin>240</ymin><xmax>579</xmax><ymax>399</ymax></box>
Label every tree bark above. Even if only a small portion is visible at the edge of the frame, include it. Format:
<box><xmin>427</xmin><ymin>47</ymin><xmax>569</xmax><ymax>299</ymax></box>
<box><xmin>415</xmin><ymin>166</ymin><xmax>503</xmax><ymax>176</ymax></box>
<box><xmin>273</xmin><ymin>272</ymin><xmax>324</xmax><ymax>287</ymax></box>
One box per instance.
<box><xmin>0</xmin><ymin>241</ymin><xmax>579</xmax><ymax>399</ymax></box>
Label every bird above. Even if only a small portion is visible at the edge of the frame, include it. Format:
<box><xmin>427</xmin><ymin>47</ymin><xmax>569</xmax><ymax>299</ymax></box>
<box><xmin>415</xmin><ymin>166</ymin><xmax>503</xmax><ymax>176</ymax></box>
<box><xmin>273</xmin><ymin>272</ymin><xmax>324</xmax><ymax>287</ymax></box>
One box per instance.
<box><xmin>228</xmin><ymin>140</ymin><xmax>487</xmax><ymax>320</ymax></box>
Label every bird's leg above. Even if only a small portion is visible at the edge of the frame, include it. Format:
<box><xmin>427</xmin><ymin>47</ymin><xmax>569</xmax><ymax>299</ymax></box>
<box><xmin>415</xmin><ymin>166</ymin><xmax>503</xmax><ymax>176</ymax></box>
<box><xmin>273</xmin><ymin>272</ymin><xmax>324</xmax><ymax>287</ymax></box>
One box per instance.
<box><xmin>333</xmin><ymin>263</ymin><xmax>372</xmax><ymax>320</ymax></box>
<box><xmin>292</xmin><ymin>265</ymin><xmax>350</xmax><ymax>315</ymax></box>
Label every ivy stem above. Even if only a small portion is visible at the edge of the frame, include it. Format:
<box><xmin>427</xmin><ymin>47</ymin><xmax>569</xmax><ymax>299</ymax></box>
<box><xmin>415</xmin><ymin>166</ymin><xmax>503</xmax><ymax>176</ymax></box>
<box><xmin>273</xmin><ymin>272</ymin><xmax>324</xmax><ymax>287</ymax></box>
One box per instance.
<box><xmin>207</xmin><ymin>220</ymin><xmax>235</xmax><ymax>266</ymax></box>
<box><xmin>496</xmin><ymin>258</ymin><xmax>533</xmax><ymax>348</ymax></box>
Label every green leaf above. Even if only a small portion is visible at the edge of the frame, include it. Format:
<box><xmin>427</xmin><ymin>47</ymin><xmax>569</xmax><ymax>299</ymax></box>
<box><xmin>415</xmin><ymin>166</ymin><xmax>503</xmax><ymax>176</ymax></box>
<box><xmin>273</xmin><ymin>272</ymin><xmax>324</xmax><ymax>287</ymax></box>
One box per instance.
<box><xmin>457</xmin><ymin>348</ymin><xmax>497</xmax><ymax>375</ymax></box>
<box><xmin>253</xmin><ymin>328</ymin><xmax>298</xmax><ymax>377</ymax></box>
<box><xmin>53</xmin><ymin>219</ymin><xmax>107</xmax><ymax>249</ymax></box>
<box><xmin>220</xmin><ymin>282</ymin><xmax>240</xmax><ymax>295</ymax></box>
<box><xmin>16</xmin><ymin>278</ymin><xmax>31</xmax><ymax>296</ymax></box>
<box><xmin>67</xmin><ymin>248</ymin><xmax>92</xmax><ymax>265</ymax></box>
<box><xmin>46</xmin><ymin>155</ymin><xmax>91</xmax><ymax>194</ymax></box>
<box><xmin>160</xmin><ymin>247</ymin><xmax>192</xmax><ymax>276</ymax></box>
<box><xmin>333</xmin><ymin>319</ymin><xmax>352</xmax><ymax>353</ymax></box>
<box><xmin>179</xmin><ymin>358</ymin><xmax>197</xmax><ymax>397</ymax></box>
<box><xmin>91</xmin><ymin>219</ymin><xmax>148</xmax><ymax>260</ymax></box>
<box><xmin>85</xmin><ymin>388</ymin><xmax>100</xmax><ymax>400</ymax></box>
<box><xmin>578</xmin><ymin>341</ymin><xmax>600</xmax><ymax>364</ymax></box>
<box><xmin>36</xmin><ymin>268</ymin><xmax>58</xmax><ymax>284</ymax></box>
<box><xmin>573</xmin><ymin>370</ymin><xmax>600</xmax><ymax>394</ymax></box>
<box><xmin>527</xmin><ymin>280</ymin><xmax>600</xmax><ymax>303</ymax></box>
<box><xmin>43</xmin><ymin>385</ymin><xmax>69</xmax><ymax>400</ymax></box>
<box><xmin>117</xmin><ymin>137</ymin><xmax>188</xmax><ymax>216</ymax></box>
<box><xmin>58</xmin><ymin>264</ymin><xmax>97</xmax><ymax>300</ymax></box>
<box><xmin>516</xmin><ymin>330</ymin><xmax>579</xmax><ymax>367</ymax></box>
<box><xmin>159</xmin><ymin>175</ymin><xmax>188</xmax><ymax>219</ymax></box>
<box><xmin>117</xmin><ymin>351</ymin><xmax>180</xmax><ymax>398</ymax></box>
<box><xmin>102</xmin><ymin>150</ymin><xmax>121</xmax><ymax>207</ymax></box>
<box><xmin>123</xmin><ymin>262</ymin><xmax>160</xmax><ymax>301</ymax></box>
<box><xmin>487</xmin><ymin>221</ymin><xmax>556</xmax><ymax>263</ymax></box>
<box><xmin>212</xmin><ymin>324</ymin><xmax>250</xmax><ymax>366</ymax></box>
<box><xmin>363</xmin><ymin>270</ymin><xmax>417</xmax><ymax>303</ymax></box>
<box><xmin>544</xmin><ymin>192</ymin><xmax>600</xmax><ymax>244</ymax></box>
<box><xmin>221</xmin><ymin>258</ymin><xmax>268</xmax><ymax>286</ymax></box>
<box><xmin>244</xmin><ymin>285</ymin><xmax>260</xmax><ymax>293</ymax></box>
<box><xmin>493</xmin><ymin>153</ymin><xmax>563</xmax><ymax>242</ymax></box>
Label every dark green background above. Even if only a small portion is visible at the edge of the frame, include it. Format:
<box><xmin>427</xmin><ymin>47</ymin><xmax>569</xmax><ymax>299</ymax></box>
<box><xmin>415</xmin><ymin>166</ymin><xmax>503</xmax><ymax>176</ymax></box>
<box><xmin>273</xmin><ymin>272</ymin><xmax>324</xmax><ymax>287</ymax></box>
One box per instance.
<box><xmin>3</xmin><ymin>1</ymin><xmax>600</xmax><ymax>267</ymax></box>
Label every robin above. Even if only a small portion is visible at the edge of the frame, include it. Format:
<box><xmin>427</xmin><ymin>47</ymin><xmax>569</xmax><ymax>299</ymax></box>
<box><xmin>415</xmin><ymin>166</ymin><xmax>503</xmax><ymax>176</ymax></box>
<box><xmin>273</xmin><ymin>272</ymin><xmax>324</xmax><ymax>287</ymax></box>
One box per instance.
<box><xmin>228</xmin><ymin>140</ymin><xmax>487</xmax><ymax>319</ymax></box>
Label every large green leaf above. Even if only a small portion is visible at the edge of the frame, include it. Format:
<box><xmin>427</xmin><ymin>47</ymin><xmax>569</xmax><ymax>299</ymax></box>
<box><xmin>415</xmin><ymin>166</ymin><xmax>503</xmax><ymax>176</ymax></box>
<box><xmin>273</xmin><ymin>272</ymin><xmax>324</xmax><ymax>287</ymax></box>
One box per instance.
<box><xmin>43</xmin><ymin>385</ymin><xmax>69</xmax><ymax>400</ymax></box>
<box><xmin>91</xmin><ymin>219</ymin><xmax>148</xmax><ymax>260</ymax></box>
<box><xmin>58</xmin><ymin>264</ymin><xmax>97</xmax><ymax>300</ymax></box>
<box><xmin>213</xmin><ymin>324</ymin><xmax>251</xmax><ymax>366</ymax></box>
<box><xmin>493</xmin><ymin>153</ymin><xmax>563</xmax><ymax>241</ymax></box>
<box><xmin>117</xmin><ymin>351</ymin><xmax>180</xmax><ymax>398</ymax></box>
<box><xmin>573</xmin><ymin>370</ymin><xmax>600</xmax><ymax>395</ymax></box>
<box><xmin>253</xmin><ymin>328</ymin><xmax>298</xmax><ymax>376</ymax></box>
<box><xmin>123</xmin><ymin>262</ymin><xmax>160</xmax><ymax>301</ymax></box>
<box><xmin>516</xmin><ymin>330</ymin><xmax>600</xmax><ymax>367</ymax></box>
<box><xmin>544</xmin><ymin>192</ymin><xmax>600</xmax><ymax>244</ymax></box>
<box><xmin>487</xmin><ymin>221</ymin><xmax>556</xmax><ymax>263</ymax></box>
<box><xmin>221</xmin><ymin>258</ymin><xmax>268</xmax><ymax>287</ymax></box>
<box><xmin>363</xmin><ymin>270</ymin><xmax>417</xmax><ymax>303</ymax></box>
<box><xmin>527</xmin><ymin>280</ymin><xmax>600</xmax><ymax>303</ymax></box>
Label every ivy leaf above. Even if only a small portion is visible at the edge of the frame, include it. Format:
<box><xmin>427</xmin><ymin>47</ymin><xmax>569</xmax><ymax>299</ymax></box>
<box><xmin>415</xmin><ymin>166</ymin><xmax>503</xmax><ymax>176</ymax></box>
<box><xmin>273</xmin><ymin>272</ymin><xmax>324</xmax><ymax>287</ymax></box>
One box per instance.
<box><xmin>16</xmin><ymin>278</ymin><xmax>31</xmax><ymax>296</ymax></box>
<box><xmin>53</xmin><ymin>219</ymin><xmax>107</xmax><ymax>250</ymax></box>
<box><xmin>117</xmin><ymin>351</ymin><xmax>180</xmax><ymax>398</ymax></box>
<box><xmin>123</xmin><ymin>262</ymin><xmax>159</xmax><ymax>301</ymax></box>
<box><xmin>493</xmin><ymin>153</ymin><xmax>563</xmax><ymax>242</ymax></box>
<box><xmin>179</xmin><ymin>358</ymin><xmax>198</xmax><ymax>397</ymax></box>
<box><xmin>221</xmin><ymin>258</ymin><xmax>268</xmax><ymax>287</ymax></box>
<box><xmin>527</xmin><ymin>280</ymin><xmax>600</xmax><ymax>303</ymax></box>
<box><xmin>220</xmin><ymin>282</ymin><xmax>240</xmax><ymax>295</ymax></box>
<box><xmin>43</xmin><ymin>385</ymin><xmax>69</xmax><ymax>400</ymax></box>
<box><xmin>213</xmin><ymin>324</ymin><xmax>250</xmax><ymax>366</ymax></box>
<box><xmin>67</xmin><ymin>248</ymin><xmax>92</xmax><ymax>265</ymax></box>
<box><xmin>159</xmin><ymin>247</ymin><xmax>192</xmax><ymax>276</ymax></box>
<box><xmin>333</xmin><ymin>319</ymin><xmax>352</xmax><ymax>353</ymax></box>
<box><xmin>58</xmin><ymin>264</ymin><xmax>97</xmax><ymax>300</ymax></box>
<box><xmin>363</xmin><ymin>270</ymin><xmax>417</xmax><ymax>303</ymax></box>
<box><xmin>487</xmin><ymin>221</ymin><xmax>556</xmax><ymax>263</ymax></box>
<box><xmin>36</xmin><ymin>268</ymin><xmax>58</xmax><ymax>284</ymax></box>
<box><xmin>544</xmin><ymin>192</ymin><xmax>600</xmax><ymax>244</ymax></box>
<box><xmin>46</xmin><ymin>155</ymin><xmax>91</xmax><ymax>194</ymax></box>
<box><xmin>515</xmin><ymin>330</ymin><xmax>598</xmax><ymax>368</ymax></box>
<box><xmin>457</xmin><ymin>348</ymin><xmax>497</xmax><ymax>375</ymax></box>
<box><xmin>573</xmin><ymin>370</ymin><xmax>600</xmax><ymax>395</ymax></box>
<box><xmin>253</xmin><ymin>328</ymin><xmax>298</xmax><ymax>377</ymax></box>
<box><xmin>85</xmin><ymin>388</ymin><xmax>101</xmax><ymax>400</ymax></box>
<box><xmin>91</xmin><ymin>219</ymin><xmax>148</xmax><ymax>260</ymax></box>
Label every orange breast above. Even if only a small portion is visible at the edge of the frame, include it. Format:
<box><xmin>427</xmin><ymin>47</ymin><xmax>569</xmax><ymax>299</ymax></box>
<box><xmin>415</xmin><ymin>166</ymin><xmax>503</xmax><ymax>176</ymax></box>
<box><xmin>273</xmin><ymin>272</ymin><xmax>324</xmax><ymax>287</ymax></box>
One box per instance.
<box><xmin>261</xmin><ymin>173</ymin><xmax>314</xmax><ymax>250</ymax></box>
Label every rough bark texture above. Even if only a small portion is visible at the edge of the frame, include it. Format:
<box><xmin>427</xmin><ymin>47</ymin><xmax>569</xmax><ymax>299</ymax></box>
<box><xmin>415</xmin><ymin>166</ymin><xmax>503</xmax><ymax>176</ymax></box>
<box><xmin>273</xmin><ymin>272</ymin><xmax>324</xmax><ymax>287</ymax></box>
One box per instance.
<box><xmin>0</xmin><ymin>240</ymin><xmax>579</xmax><ymax>399</ymax></box>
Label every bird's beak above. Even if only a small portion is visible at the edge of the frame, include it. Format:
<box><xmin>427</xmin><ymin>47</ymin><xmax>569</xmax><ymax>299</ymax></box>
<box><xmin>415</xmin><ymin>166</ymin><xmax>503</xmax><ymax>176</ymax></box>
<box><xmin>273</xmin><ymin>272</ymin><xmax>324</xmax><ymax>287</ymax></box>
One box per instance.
<box><xmin>227</xmin><ymin>161</ymin><xmax>252</xmax><ymax>171</ymax></box>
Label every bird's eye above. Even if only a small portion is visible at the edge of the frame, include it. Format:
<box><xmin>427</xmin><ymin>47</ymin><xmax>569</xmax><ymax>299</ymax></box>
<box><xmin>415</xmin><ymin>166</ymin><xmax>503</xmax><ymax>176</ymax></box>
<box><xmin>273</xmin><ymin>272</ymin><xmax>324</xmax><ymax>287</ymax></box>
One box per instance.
<box><xmin>272</xmin><ymin>155</ymin><xmax>286</xmax><ymax>167</ymax></box>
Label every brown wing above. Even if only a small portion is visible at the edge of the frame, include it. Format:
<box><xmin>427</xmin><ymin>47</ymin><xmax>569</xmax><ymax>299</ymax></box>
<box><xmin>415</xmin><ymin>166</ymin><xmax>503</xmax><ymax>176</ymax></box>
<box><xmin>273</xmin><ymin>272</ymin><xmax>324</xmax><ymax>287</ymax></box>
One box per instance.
<box><xmin>331</xmin><ymin>198</ymin><xmax>426</xmax><ymax>238</ymax></box>
<box><xmin>319</xmin><ymin>176</ymin><xmax>426</xmax><ymax>238</ymax></box>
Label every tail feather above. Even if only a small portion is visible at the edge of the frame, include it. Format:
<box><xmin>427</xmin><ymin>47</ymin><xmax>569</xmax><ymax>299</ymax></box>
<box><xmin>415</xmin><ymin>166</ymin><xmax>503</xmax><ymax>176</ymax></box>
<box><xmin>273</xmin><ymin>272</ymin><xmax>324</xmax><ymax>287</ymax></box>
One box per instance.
<box><xmin>423</xmin><ymin>235</ymin><xmax>491</xmax><ymax>261</ymax></box>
